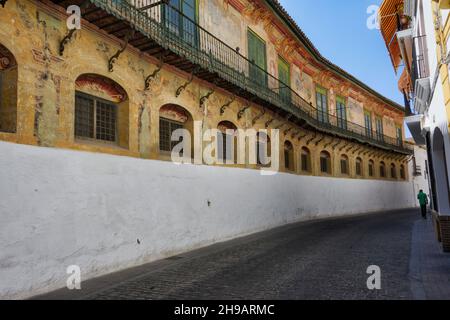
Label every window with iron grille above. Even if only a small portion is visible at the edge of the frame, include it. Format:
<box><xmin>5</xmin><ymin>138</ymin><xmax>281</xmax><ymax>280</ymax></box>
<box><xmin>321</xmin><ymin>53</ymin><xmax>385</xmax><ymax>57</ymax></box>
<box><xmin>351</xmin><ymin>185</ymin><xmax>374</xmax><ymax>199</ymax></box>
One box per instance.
<box><xmin>284</xmin><ymin>150</ymin><xmax>291</xmax><ymax>170</ymax></box>
<box><xmin>217</xmin><ymin>132</ymin><xmax>235</xmax><ymax>163</ymax></box>
<box><xmin>160</xmin><ymin>117</ymin><xmax>184</xmax><ymax>152</ymax></box>
<box><xmin>320</xmin><ymin>152</ymin><xmax>330</xmax><ymax>174</ymax></box>
<box><xmin>75</xmin><ymin>92</ymin><xmax>117</xmax><ymax>143</ymax></box>
<box><xmin>356</xmin><ymin>160</ymin><xmax>362</xmax><ymax>176</ymax></box>
<box><xmin>340</xmin><ymin>158</ymin><xmax>349</xmax><ymax>175</ymax></box>
<box><xmin>391</xmin><ymin>165</ymin><xmax>397</xmax><ymax>179</ymax></box>
<box><xmin>400</xmin><ymin>166</ymin><xmax>406</xmax><ymax>180</ymax></box>
<box><xmin>369</xmin><ymin>162</ymin><xmax>374</xmax><ymax>177</ymax></box>
<box><xmin>257</xmin><ymin>140</ymin><xmax>268</xmax><ymax>166</ymax></box>
<box><xmin>380</xmin><ymin>164</ymin><xmax>386</xmax><ymax>178</ymax></box>
<box><xmin>301</xmin><ymin>149</ymin><xmax>310</xmax><ymax>172</ymax></box>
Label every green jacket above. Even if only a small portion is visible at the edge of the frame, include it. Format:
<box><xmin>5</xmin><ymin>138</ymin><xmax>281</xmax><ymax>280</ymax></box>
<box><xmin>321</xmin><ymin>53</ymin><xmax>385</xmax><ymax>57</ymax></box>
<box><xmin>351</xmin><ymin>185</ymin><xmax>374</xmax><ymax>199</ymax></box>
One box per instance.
<box><xmin>418</xmin><ymin>192</ymin><xmax>428</xmax><ymax>206</ymax></box>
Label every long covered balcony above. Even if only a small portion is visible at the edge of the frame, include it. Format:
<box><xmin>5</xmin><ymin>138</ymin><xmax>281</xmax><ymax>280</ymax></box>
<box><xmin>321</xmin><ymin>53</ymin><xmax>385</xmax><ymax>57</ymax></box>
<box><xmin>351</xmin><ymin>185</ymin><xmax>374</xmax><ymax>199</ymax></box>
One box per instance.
<box><xmin>41</xmin><ymin>0</ymin><xmax>413</xmax><ymax>154</ymax></box>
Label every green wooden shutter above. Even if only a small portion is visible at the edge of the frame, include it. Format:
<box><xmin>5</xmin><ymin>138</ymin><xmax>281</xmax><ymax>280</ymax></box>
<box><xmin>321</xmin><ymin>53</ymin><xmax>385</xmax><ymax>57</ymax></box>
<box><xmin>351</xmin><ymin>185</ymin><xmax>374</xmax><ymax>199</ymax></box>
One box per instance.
<box><xmin>336</xmin><ymin>96</ymin><xmax>347</xmax><ymax>129</ymax></box>
<box><xmin>376</xmin><ymin>117</ymin><xmax>384</xmax><ymax>141</ymax></box>
<box><xmin>364</xmin><ymin>110</ymin><xmax>372</xmax><ymax>137</ymax></box>
<box><xmin>396</xmin><ymin>126</ymin><xmax>402</xmax><ymax>145</ymax></box>
<box><xmin>248</xmin><ymin>30</ymin><xmax>267</xmax><ymax>86</ymax></box>
<box><xmin>278</xmin><ymin>57</ymin><xmax>291</xmax><ymax>103</ymax></box>
<box><xmin>316</xmin><ymin>86</ymin><xmax>328</xmax><ymax>123</ymax></box>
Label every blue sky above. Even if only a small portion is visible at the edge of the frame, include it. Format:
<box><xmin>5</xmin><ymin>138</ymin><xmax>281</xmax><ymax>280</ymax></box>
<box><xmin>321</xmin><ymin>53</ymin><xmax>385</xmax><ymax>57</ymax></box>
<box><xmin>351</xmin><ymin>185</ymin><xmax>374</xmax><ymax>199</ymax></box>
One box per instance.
<box><xmin>278</xmin><ymin>0</ymin><xmax>402</xmax><ymax>106</ymax></box>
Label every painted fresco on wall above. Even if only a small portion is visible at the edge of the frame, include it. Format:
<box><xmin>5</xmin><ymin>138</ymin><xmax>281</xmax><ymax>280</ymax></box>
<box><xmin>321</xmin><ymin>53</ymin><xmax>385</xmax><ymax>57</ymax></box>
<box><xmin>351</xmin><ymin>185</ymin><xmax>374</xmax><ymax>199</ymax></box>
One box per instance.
<box><xmin>347</xmin><ymin>97</ymin><xmax>364</xmax><ymax>126</ymax></box>
<box><xmin>205</xmin><ymin>0</ymin><xmax>242</xmax><ymax>54</ymax></box>
<box><xmin>75</xmin><ymin>74</ymin><xmax>127</xmax><ymax>103</ymax></box>
<box><xmin>383</xmin><ymin>116</ymin><xmax>396</xmax><ymax>137</ymax></box>
<box><xmin>267</xmin><ymin>44</ymin><xmax>278</xmax><ymax>90</ymax></box>
<box><xmin>160</xmin><ymin>104</ymin><xmax>189</xmax><ymax>123</ymax></box>
<box><xmin>292</xmin><ymin>65</ymin><xmax>313</xmax><ymax>103</ymax></box>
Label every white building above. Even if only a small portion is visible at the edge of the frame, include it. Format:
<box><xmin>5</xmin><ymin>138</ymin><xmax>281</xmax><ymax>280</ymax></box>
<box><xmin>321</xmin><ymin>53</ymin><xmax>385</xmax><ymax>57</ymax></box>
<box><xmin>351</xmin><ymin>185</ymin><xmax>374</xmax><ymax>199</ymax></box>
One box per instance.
<box><xmin>379</xmin><ymin>0</ymin><xmax>450</xmax><ymax>251</ymax></box>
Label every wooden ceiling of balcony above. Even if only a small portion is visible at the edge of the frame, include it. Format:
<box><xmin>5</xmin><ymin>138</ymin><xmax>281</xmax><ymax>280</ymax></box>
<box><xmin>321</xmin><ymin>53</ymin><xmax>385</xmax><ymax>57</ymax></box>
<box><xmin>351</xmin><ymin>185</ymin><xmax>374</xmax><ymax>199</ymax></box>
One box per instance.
<box><xmin>379</xmin><ymin>0</ymin><xmax>403</xmax><ymax>73</ymax></box>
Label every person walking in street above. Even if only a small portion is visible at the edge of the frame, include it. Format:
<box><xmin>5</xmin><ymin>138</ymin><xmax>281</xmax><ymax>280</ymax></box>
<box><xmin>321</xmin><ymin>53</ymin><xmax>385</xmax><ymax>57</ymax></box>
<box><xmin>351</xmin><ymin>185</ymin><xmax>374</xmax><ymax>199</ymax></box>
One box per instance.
<box><xmin>417</xmin><ymin>190</ymin><xmax>428</xmax><ymax>219</ymax></box>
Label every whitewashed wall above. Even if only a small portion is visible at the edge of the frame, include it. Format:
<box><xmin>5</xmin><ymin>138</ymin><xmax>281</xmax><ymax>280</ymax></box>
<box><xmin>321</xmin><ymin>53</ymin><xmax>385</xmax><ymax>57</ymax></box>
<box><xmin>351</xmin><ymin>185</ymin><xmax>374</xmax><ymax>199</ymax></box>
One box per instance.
<box><xmin>0</xmin><ymin>141</ymin><xmax>415</xmax><ymax>299</ymax></box>
<box><xmin>409</xmin><ymin>145</ymin><xmax>431</xmax><ymax>205</ymax></box>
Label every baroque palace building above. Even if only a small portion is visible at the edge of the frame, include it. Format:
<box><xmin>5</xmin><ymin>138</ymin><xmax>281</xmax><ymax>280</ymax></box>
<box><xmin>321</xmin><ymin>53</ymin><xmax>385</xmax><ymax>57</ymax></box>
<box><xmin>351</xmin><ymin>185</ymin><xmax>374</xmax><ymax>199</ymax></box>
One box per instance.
<box><xmin>0</xmin><ymin>0</ymin><xmax>412</xmax><ymax>178</ymax></box>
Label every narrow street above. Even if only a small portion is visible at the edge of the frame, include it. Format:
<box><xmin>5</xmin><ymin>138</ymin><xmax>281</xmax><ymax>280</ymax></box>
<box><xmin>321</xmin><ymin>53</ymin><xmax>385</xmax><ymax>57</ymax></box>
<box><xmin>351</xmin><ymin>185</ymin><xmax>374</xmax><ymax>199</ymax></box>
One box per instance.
<box><xmin>35</xmin><ymin>209</ymin><xmax>450</xmax><ymax>300</ymax></box>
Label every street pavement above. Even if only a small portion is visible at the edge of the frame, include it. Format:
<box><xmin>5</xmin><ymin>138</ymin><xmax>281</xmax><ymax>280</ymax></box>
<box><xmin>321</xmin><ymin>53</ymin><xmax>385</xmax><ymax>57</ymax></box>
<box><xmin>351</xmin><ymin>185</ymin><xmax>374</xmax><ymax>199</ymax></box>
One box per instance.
<box><xmin>34</xmin><ymin>209</ymin><xmax>450</xmax><ymax>300</ymax></box>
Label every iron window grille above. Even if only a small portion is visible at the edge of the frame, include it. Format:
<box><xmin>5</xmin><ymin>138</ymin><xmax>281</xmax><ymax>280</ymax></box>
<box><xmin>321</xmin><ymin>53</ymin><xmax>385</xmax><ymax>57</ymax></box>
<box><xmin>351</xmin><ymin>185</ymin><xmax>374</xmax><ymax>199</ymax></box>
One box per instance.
<box><xmin>160</xmin><ymin>117</ymin><xmax>184</xmax><ymax>152</ymax></box>
<box><xmin>369</xmin><ymin>162</ymin><xmax>374</xmax><ymax>177</ymax></box>
<box><xmin>400</xmin><ymin>166</ymin><xmax>406</xmax><ymax>180</ymax></box>
<box><xmin>391</xmin><ymin>165</ymin><xmax>397</xmax><ymax>179</ymax></box>
<box><xmin>340</xmin><ymin>159</ymin><xmax>349</xmax><ymax>175</ymax></box>
<box><xmin>257</xmin><ymin>139</ymin><xmax>269</xmax><ymax>166</ymax></box>
<box><xmin>217</xmin><ymin>131</ymin><xmax>235</xmax><ymax>163</ymax></box>
<box><xmin>380</xmin><ymin>164</ymin><xmax>386</xmax><ymax>178</ymax></box>
<box><xmin>356</xmin><ymin>161</ymin><xmax>362</xmax><ymax>176</ymax></box>
<box><xmin>75</xmin><ymin>92</ymin><xmax>117</xmax><ymax>143</ymax></box>
<box><xmin>320</xmin><ymin>154</ymin><xmax>330</xmax><ymax>174</ymax></box>
<box><xmin>301</xmin><ymin>152</ymin><xmax>310</xmax><ymax>172</ymax></box>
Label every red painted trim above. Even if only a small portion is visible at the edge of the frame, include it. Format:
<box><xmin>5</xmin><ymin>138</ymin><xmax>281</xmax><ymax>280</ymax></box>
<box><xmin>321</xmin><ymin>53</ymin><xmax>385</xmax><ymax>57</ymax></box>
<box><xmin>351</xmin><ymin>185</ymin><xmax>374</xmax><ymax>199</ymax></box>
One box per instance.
<box><xmin>227</xmin><ymin>0</ymin><xmax>245</xmax><ymax>12</ymax></box>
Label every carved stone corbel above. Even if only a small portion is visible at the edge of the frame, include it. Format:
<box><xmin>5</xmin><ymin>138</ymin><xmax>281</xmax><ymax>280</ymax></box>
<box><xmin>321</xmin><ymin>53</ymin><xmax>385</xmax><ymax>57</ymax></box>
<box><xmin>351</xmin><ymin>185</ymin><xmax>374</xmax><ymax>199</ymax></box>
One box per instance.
<box><xmin>252</xmin><ymin>109</ymin><xmax>266</xmax><ymax>126</ymax></box>
<box><xmin>265</xmin><ymin>118</ymin><xmax>275</xmax><ymax>128</ymax></box>
<box><xmin>145</xmin><ymin>61</ymin><xmax>163</xmax><ymax>91</ymax></box>
<box><xmin>306</xmin><ymin>133</ymin><xmax>317</xmax><ymax>146</ymax></box>
<box><xmin>314</xmin><ymin>135</ymin><xmax>325</xmax><ymax>146</ymax></box>
<box><xmin>176</xmin><ymin>67</ymin><xmax>199</xmax><ymax>97</ymax></box>
<box><xmin>238</xmin><ymin>106</ymin><xmax>251</xmax><ymax>120</ymax></box>
<box><xmin>109</xmin><ymin>30</ymin><xmax>135</xmax><ymax>72</ymax></box>
<box><xmin>199</xmin><ymin>88</ymin><xmax>215</xmax><ymax>109</ymax></box>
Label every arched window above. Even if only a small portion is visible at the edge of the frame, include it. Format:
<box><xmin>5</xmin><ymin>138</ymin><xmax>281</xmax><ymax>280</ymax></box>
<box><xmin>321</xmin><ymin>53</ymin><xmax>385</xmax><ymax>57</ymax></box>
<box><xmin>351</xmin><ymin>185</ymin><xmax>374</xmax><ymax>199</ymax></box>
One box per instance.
<box><xmin>340</xmin><ymin>154</ymin><xmax>349</xmax><ymax>175</ymax></box>
<box><xmin>400</xmin><ymin>165</ymin><xmax>406</xmax><ymax>180</ymax></box>
<box><xmin>356</xmin><ymin>157</ymin><xmax>363</xmax><ymax>176</ymax></box>
<box><xmin>380</xmin><ymin>162</ymin><xmax>386</xmax><ymax>178</ymax></box>
<box><xmin>159</xmin><ymin>104</ymin><xmax>193</xmax><ymax>157</ymax></box>
<box><xmin>301</xmin><ymin>147</ymin><xmax>311</xmax><ymax>173</ymax></box>
<box><xmin>217</xmin><ymin>121</ymin><xmax>237</xmax><ymax>164</ymax></box>
<box><xmin>284</xmin><ymin>141</ymin><xmax>295</xmax><ymax>171</ymax></box>
<box><xmin>257</xmin><ymin>131</ymin><xmax>271</xmax><ymax>166</ymax></box>
<box><xmin>368</xmin><ymin>160</ymin><xmax>375</xmax><ymax>177</ymax></box>
<box><xmin>391</xmin><ymin>163</ymin><xmax>397</xmax><ymax>179</ymax></box>
<box><xmin>75</xmin><ymin>74</ymin><xmax>129</xmax><ymax>147</ymax></box>
<box><xmin>0</xmin><ymin>44</ymin><xmax>17</xmax><ymax>133</ymax></box>
<box><xmin>320</xmin><ymin>151</ymin><xmax>331</xmax><ymax>174</ymax></box>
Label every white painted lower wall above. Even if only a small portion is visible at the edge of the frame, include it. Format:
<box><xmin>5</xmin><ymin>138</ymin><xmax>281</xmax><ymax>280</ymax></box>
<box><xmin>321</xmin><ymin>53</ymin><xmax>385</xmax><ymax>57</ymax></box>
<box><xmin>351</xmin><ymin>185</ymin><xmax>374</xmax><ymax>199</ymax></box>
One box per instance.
<box><xmin>0</xmin><ymin>141</ymin><xmax>415</xmax><ymax>299</ymax></box>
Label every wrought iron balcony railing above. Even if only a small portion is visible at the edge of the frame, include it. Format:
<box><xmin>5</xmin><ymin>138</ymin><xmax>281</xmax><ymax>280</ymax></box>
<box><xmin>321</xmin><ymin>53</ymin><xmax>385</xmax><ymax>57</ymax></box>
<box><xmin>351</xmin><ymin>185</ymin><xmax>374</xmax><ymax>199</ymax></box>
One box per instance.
<box><xmin>87</xmin><ymin>0</ymin><xmax>412</xmax><ymax>154</ymax></box>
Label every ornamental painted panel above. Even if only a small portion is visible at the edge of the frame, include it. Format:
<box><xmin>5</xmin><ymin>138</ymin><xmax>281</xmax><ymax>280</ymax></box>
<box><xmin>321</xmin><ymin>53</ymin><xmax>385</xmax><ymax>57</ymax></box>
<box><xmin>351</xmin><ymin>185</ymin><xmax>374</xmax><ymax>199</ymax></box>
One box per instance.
<box><xmin>160</xmin><ymin>104</ymin><xmax>189</xmax><ymax>123</ymax></box>
<box><xmin>347</xmin><ymin>97</ymin><xmax>364</xmax><ymax>127</ymax></box>
<box><xmin>75</xmin><ymin>74</ymin><xmax>127</xmax><ymax>103</ymax></box>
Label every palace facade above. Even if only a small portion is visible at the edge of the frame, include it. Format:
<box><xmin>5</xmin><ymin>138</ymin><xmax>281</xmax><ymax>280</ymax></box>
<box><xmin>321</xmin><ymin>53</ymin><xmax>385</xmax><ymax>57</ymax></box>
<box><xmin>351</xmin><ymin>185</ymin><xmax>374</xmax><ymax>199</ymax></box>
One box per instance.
<box><xmin>0</xmin><ymin>0</ymin><xmax>412</xmax><ymax>179</ymax></box>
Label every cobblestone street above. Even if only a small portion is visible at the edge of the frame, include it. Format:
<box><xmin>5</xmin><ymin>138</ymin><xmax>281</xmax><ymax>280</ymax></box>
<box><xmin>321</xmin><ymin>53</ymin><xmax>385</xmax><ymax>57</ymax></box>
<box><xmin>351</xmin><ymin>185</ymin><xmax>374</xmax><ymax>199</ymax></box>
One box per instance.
<box><xmin>35</xmin><ymin>209</ymin><xmax>450</xmax><ymax>300</ymax></box>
